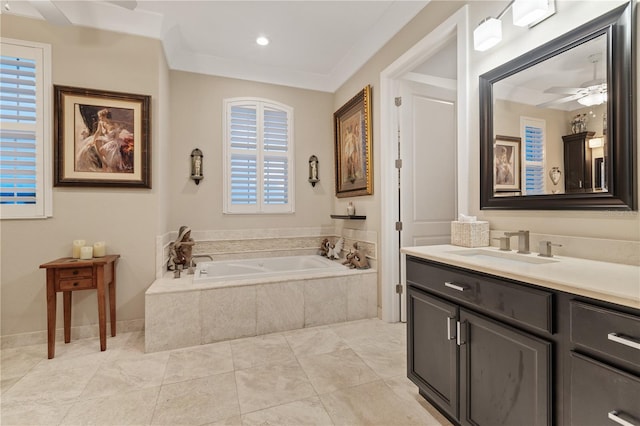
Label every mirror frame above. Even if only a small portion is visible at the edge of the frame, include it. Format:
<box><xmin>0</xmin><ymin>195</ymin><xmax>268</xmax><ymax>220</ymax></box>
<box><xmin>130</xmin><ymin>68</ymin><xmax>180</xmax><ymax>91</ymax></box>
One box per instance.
<box><xmin>479</xmin><ymin>2</ymin><xmax>636</xmax><ymax>210</ymax></box>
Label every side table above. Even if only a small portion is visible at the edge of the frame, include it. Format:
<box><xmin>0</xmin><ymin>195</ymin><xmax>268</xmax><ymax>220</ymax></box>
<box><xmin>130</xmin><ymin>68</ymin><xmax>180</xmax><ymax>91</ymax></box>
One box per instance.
<box><xmin>39</xmin><ymin>254</ymin><xmax>120</xmax><ymax>359</ymax></box>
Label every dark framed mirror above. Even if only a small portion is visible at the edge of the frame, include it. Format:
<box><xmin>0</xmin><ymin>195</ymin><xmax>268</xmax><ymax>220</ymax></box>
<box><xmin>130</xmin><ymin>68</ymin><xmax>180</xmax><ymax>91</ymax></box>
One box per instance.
<box><xmin>480</xmin><ymin>1</ymin><xmax>635</xmax><ymax>210</ymax></box>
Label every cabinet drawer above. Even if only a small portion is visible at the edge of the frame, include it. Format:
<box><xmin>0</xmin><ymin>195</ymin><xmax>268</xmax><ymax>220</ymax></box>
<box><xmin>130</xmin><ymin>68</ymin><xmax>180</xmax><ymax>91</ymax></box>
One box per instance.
<box><xmin>570</xmin><ymin>301</ymin><xmax>640</xmax><ymax>369</ymax></box>
<box><xmin>569</xmin><ymin>352</ymin><xmax>640</xmax><ymax>426</ymax></box>
<box><xmin>406</xmin><ymin>256</ymin><xmax>553</xmax><ymax>334</ymax></box>
<box><xmin>57</xmin><ymin>267</ymin><xmax>92</xmax><ymax>280</ymax></box>
<box><xmin>56</xmin><ymin>278</ymin><xmax>94</xmax><ymax>291</ymax></box>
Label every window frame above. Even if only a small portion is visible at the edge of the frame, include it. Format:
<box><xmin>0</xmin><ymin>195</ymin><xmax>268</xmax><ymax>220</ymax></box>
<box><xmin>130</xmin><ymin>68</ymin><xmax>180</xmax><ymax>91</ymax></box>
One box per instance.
<box><xmin>0</xmin><ymin>38</ymin><xmax>52</xmax><ymax>219</ymax></box>
<box><xmin>223</xmin><ymin>97</ymin><xmax>295</xmax><ymax>214</ymax></box>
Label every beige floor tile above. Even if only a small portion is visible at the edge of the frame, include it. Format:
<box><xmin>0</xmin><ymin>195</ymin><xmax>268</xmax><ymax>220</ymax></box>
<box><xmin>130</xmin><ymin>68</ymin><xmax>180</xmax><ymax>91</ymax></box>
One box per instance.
<box><xmin>151</xmin><ymin>372</ymin><xmax>240</xmax><ymax>425</ymax></box>
<box><xmin>206</xmin><ymin>415</ymin><xmax>242</xmax><ymax>425</ymax></box>
<box><xmin>81</xmin><ymin>352</ymin><xmax>169</xmax><ymax>399</ymax></box>
<box><xmin>284</xmin><ymin>326</ymin><xmax>349</xmax><ymax>357</ymax></box>
<box><xmin>0</xmin><ymin>399</ymin><xmax>74</xmax><ymax>426</ymax></box>
<box><xmin>230</xmin><ymin>334</ymin><xmax>296</xmax><ymax>370</ymax></box>
<box><xmin>320</xmin><ymin>380</ymin><xmax>438</xmax><ymax>426</ymax></box>
<box><xmin>163</xmin><ymin>341</ymin><xmax>234</xmax><ymax>384</ymax></box>
<box><xmin>60</xmin><ymin>386</ymin><xmax>160</xmax><ymax>425</ymax></box>
<box><xmin>0</xmin><ymin>343</ymin><xmax>46</xmax><ymax>381</ymax></box>
<box><xmin>297</xmin><ymin>348</ymin><xmax>379</xmax><ymax>394</ymax></box>
<box><xmin>241</xmin><ymin>396</ymin><xmax>334</xmax><ymax>426</ymax></box>
<box><xmin>235</xmin><ymin>360</ymin><xmax>316</xmax><ymax>413</ymax></box>
<box><xmin>384</xmin><ymin>376</ymin><xmax>453</xmax><ymax>426</ymax></box>
<box><xmin>2</xmin><ymin>365</ymin><xmax>98</xmax><ymax>404</ymax></box>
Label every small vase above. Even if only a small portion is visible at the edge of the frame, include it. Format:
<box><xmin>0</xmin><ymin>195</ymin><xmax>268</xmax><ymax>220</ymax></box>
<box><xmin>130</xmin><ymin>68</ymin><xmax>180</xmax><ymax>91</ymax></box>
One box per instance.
<box><xmin>347</xmin><ymin>202</ymin><xmax>355</xmax><ymax>216</ymax></box>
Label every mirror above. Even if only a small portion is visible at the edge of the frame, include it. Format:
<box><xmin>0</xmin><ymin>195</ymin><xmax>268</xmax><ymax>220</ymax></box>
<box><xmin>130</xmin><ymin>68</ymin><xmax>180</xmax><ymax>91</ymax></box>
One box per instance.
<box><xmin>480</xmin><ymin>2</ymin><xmax>635</xmax><ymax>210</ymax></box>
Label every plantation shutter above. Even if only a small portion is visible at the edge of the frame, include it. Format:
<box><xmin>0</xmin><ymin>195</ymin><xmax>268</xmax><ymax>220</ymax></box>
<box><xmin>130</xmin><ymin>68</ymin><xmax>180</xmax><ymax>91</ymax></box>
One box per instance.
<box><xmin>521</xmin><ymin>118</ymin><xmax>545</xmax><ymax>195</ymax></box>
<box><xmin>224</xmin><ymin>99</ymin><xmax>294</xmax><ymax>213</ymax></box>
<box><xmin>0</xmin><ymin>40</ymin><xmax>51</xmax><ymax>219</ymax></box>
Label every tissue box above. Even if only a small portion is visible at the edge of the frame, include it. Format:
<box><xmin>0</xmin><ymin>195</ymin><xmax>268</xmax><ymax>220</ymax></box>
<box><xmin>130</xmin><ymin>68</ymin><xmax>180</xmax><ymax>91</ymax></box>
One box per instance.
<box><xmin>451</xmin><ymin>221</ymin><xmax>489</xmax><ymax>247</ymax></box>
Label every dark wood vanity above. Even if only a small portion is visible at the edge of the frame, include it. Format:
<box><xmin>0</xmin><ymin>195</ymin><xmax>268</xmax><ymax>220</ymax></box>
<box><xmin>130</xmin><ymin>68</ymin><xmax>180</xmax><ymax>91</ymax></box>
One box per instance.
<box><xmin>406</xmin><ymin>255</ymin><xmax>640</xmax><ymax>426</ymax></box>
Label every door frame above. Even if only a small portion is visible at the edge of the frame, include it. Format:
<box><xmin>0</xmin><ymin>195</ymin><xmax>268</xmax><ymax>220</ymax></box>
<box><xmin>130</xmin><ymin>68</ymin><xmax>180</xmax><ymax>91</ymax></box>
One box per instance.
<box><xmin>380</xmin><ymin>5</ymin><xmax>470</xmax><ymax>322</ymax></box>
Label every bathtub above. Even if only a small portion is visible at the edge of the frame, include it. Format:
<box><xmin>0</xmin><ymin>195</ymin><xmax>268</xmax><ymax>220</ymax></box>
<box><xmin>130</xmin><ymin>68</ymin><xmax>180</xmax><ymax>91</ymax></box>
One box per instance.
<box><xmin>145</xmin><ymin>254</ymin><xmax>377</xmax><ymax>352</ymax></box>
<box><xmin>193</xmin><ymin>255</ymin><xmax>348</xmax><ymax>283</ymax></box>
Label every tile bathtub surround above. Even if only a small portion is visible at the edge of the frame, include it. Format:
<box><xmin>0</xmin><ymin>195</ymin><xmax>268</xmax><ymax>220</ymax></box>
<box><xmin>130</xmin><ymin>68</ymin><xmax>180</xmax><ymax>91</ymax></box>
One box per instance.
<box><xmin>0</xmin><ymin>319</ymin><xmax>451</xmax><ymax>426</ymax></box>
<box><xmin>145</xmin><ymin>270</ymin><xmax>378</xmax><ymax>353</ymax></box>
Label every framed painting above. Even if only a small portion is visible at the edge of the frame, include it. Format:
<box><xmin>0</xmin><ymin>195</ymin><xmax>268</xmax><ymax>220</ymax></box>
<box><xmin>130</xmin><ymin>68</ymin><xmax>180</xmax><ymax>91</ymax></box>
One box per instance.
<box><xmin>54</xmin><ymin>85</ymin><xmax>151</xmax><ymax>188</ymax></box>
<box><xmin>334</xmin><ymin>85</ymin><xmax>372</xmax><ymax>197</ymax></box>
<box><xmin>494</xmin><ymin>135</ymin><xmax>521</xmax><ymax>192</ymax></box>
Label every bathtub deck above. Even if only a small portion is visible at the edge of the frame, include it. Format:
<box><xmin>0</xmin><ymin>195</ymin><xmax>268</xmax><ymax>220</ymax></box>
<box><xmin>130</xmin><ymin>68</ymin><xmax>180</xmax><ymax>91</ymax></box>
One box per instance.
<box><xmin>145</xmin><ymin>268</ymin><xmax>377</xmax><ymax>353</ymax></box>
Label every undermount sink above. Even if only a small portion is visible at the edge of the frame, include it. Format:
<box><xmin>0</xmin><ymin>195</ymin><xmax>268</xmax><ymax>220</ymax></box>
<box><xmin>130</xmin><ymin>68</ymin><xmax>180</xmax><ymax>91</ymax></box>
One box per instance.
<box><xmin>447</xmin><ymin>249</ymin><xmax>559</xmax><ymax>265</ymax></box>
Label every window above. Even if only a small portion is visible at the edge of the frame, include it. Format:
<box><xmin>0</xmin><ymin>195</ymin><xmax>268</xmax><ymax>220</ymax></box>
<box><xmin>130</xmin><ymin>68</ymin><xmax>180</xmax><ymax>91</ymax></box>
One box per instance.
<box><xmin>1</xmin><ymin>39</ymin><xmax>52</xmax><ymax>219</ymax></box>
<box><xmin>521</xmin><ymin>117</ymin><xmax>545</xmax><ymax>196</ymax></box>
<box><xmin>223</xmin><ymin>98</ymin><xmax>294</xmax><ymax>214</ymax></box>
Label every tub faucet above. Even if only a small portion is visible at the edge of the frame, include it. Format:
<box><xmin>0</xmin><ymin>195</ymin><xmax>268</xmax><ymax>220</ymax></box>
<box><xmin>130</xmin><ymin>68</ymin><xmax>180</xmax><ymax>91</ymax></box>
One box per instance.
<box><xmin>504</xmin><ymin>230</ymin><xmax>530</xmax><ymax>254</ymax></box>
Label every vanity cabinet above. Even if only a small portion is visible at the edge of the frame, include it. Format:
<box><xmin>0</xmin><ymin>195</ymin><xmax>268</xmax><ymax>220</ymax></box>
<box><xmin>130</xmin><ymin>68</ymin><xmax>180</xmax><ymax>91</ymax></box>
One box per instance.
<box><xmin>562</xmin><ymin>131</ymin><xmax>594</xmax><ymax>193</ymax></box>
<box><xmin>407</xmin><ymin>257</ymin><xmax>552</xmax><ymax>425</ymax></box>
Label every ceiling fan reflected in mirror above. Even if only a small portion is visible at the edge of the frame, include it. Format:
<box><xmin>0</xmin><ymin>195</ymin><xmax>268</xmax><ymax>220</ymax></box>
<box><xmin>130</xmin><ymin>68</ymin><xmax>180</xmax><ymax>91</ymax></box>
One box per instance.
<box><xmin>7</xmin><ymin>0</ymin><xmax>137</xmax><ymax>26</ymax></box>
<box><xmin>537</xmin><ymin>53</ymin><xmax>607</xmax><ymax>108</ymax></box>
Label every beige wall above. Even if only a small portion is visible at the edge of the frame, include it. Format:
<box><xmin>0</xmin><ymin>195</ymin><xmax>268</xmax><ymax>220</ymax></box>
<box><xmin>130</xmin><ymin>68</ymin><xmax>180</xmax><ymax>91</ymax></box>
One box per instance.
<box><xmin>0</xmin><ymin>15</ymin><xmax>170</xmax><ymax>337</ymax></box>
<box><xmin>167</xmin><ymin>71</ymin><xmax>335</xmax><ymax>231</ymax></box>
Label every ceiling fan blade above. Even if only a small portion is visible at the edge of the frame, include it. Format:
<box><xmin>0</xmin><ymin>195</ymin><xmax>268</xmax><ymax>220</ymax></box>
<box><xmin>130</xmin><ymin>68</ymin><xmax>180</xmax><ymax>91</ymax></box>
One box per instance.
<box><xmin>536</xmin><ymin>93</ymin><xmax>585</xmax><ymax>108</ymax></box>
<box><xmin>29</xmin><ymin>0</ymin><xmax>71</xmax><ymax>25</ymax></box>
<box><xmin>544</xmin><ymin>86</ymin><xmax>581</xmax><ymax>95</ymax></box>
<box><xmin>105</xmin><ymin>1</ymin><xmax>138</xmax><ymax>10</ymax></box>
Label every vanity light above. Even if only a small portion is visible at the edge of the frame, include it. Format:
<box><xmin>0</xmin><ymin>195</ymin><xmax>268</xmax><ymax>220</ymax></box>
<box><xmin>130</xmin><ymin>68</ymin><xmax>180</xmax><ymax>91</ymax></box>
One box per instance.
<box><xmin>474</xmin><ymin>18</ymin><xmax>503</xmax><ymax>52</ymax></box>
<box><xmin>512</xmin><ymin>0</ymin><xmax>550</xmax><ymax>27</ymax></box>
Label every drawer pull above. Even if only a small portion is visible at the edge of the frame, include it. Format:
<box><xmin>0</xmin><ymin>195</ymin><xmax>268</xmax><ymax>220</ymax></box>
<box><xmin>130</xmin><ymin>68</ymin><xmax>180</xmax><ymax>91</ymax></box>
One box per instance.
<box><xmin>608</xmin><ymin>333</ymin><xmax>640</xmax><ymax>351</ymax></box>
<box><xmin>444</xmin><ymin>282</ymin><xmax>466</xmax><ymax>292</ymax></box>
<box><xmin>608</xmin><ymin>411</ymin><xmax>637</xmax><ymax>426</ymax></box>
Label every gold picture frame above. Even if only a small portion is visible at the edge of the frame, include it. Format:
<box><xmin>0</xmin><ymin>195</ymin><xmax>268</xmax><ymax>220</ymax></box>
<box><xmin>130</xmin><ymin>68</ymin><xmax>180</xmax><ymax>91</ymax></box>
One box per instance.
<box><xmin>334</xmin><ymin>85</ymin><xmax>372</xmax><ymax>197</ymax></box>
<box><xmin>54</xmin><ymin>85</ymin><xmax>151</xmax><ymax>188</ymax></box>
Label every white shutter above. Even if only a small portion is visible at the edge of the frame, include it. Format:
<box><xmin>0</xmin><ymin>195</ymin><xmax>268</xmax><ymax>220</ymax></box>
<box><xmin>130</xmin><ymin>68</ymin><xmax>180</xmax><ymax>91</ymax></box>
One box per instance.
<box><xmin>521</xmin><ymin>118</ymin><xmax>545</xmax><ymax>195</ymax></box>
<box><xmin>224</xmin><ymin>98</ymin><xmax>294</xmax><ymax>214</ymax></box>
<box><xmin>0</xmin><ymin>39</ymin><xmax>51</xmax><ymax>219</ymax></box>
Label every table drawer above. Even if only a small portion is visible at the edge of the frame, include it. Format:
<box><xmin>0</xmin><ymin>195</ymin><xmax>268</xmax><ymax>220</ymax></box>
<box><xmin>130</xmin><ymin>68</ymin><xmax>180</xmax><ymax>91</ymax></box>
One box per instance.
<box><xmin>56</xmin><ymin>277</ymin><xmax>94</xmax><ymax>291</ymax></box>
<box><xmin>406</xmin><ymin>256</ymin><xmax>553</xmax><ymax>334</ymax></box>
<box><xmin>57</xmin><ymin>267</ymin><xmax>92</xmax><ymax>280</ymax></box>
<box><xmin>569</xmin><ymin>352</ymin><xmax>640</xmax><ymax>426</ymax></box>
<box><xmin>570</xmin><ymin>301</ymin><xmax>640</xmax><ymax>369</ymax></box>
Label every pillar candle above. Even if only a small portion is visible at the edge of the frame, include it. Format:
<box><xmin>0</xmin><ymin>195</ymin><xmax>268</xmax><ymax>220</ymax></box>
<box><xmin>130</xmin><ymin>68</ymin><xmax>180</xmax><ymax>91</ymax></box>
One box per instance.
<box><xmin>93</xmin><ymin>241</ymin><xmax>106</xmax><ymax>257</ymax></box>
<box><xmin>80</xmin><ymin>246</ymin><xmax>93</xmax><ymax>260</ymax></box>
<box><xmin>72</xmin><ymin>240</ymin><xmax>86</xmax><ymax>259</ymax></box>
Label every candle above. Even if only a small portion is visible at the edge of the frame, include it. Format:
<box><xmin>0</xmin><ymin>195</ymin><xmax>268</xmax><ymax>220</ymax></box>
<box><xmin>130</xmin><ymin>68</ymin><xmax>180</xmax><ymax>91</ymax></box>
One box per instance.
<box><xmin>72</xmin><ymin>240</ymin><xmax>86</xmax><ymax>259</ymax></box>
<box><xmin>80</xmin><ymin>246</ymin><xmax>93</xmax><ymax>260</ymax></box>
<box><xmin>93</xmin><ymin>241</ymin><xmax>106</xmax><ymax>257</ymax></box>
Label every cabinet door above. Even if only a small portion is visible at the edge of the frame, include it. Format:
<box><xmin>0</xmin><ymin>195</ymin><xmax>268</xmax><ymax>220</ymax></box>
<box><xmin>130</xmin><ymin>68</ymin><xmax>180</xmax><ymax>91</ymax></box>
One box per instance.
<box><xmin>459</xmin><ymin>309</ymin><xmax>551</xmax><ymax>426</ymax></box>
<box><xmin>407</xmin><ymin>286</ymin><xmax>459</xmax><ymax>420</ymax></box>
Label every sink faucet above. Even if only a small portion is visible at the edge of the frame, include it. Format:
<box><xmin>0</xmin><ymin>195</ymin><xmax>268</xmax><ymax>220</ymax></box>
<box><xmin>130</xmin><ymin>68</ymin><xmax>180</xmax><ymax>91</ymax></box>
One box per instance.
<box><xmin>504</xmin><ymin>230</ymin><xmax>530</xmax><ymax>254</ymax></box>
<box><xmin>538</xmin><ymin>241</ymin><xmax>562</xmax><ymax>258</ymax></box>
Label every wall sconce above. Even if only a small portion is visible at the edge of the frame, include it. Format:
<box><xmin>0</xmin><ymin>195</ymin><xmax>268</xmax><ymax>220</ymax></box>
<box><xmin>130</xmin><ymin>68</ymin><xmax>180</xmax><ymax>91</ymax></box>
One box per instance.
<box><xmin>190</xmin><ymin>148</ymin><xmax>203</xmax><ymax>185</ymax></box>
<box><xmin>308</xmin><ymin>155</ymin><xmax>319</xmax><ymax>187</ymax></box>
<box><xmin>473</xmin><ymin>0</ymin><xmax>555</xmax><ymax>52</ymax></box>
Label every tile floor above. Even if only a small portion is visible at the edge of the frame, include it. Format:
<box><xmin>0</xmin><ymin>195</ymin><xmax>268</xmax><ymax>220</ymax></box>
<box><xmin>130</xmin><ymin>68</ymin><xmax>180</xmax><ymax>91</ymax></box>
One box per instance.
<box><xmin>1</xmin><ymin>318</ymin><xmax>453</xmax><ymax>426</ymax></box>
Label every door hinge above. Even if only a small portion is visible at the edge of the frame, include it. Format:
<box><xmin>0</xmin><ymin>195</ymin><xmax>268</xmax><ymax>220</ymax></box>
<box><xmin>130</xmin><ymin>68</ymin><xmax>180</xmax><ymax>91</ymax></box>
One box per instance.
<box><xmin>396</xmin><ymin>284</ymin><xmax>403</xmax><ymax>294</ymax></box>
<box><xmin>395</xmin><ymin>221</ymin><xmax>403</xmax><ymax>231</ymax></box>
<box><xmin>395</xmin><ymin>96</ymin><xmax>402</xmax><ymax>107</ymax></box>
<box><xmin>395</xmin><ymin>159</ymin><xmax>402</xmax><ymax>169</ymax></box>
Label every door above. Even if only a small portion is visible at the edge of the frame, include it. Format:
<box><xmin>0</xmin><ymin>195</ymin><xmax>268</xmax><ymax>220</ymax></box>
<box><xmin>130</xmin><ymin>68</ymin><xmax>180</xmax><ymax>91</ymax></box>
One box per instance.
<box><xmin>459</xmin><ymin>309</ymin><xmax>552</xmax><ymax>426</ymax></box>
<box><xmin>407</xmin><ymin>286</ymin><xmax>459</xmax><ymax>420</ymax></box>
<box><xmin>399</xmin><ymin>79</ymin><xmax>457</xmax><ymax>320</ymax></box>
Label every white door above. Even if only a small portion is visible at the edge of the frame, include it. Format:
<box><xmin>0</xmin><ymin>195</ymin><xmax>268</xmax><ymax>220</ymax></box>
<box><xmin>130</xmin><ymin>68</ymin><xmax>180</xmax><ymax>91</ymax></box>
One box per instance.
<box><xmin>399</xmin><ymin>80</ymin><xmax>457</xmax><ymax>321</ymax></box>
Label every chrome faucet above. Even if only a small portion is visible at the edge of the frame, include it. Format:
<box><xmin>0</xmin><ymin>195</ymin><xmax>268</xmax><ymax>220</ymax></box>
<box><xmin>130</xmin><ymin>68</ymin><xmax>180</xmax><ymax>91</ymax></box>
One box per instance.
<box><xmin>538</xmin><ymin>241</ymin><xmax>562</xmax><ymax>258</ymax></box>
<box><xmin>504</xmin><ymin>230</ymin><xmax>530</xmax><ymax>254</ymax></box>
<box><xmin>188</xmin><ymin>255</ymin><xmax>214</xmax><ymax>274</ymax></box>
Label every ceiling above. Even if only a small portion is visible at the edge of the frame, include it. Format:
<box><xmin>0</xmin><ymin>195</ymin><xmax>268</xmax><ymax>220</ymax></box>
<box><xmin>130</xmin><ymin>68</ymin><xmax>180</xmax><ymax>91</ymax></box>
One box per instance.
<box><xmin>5</xmin><ymin>0</ymin><xmax>430</xmax><ymax>92</ymax></box>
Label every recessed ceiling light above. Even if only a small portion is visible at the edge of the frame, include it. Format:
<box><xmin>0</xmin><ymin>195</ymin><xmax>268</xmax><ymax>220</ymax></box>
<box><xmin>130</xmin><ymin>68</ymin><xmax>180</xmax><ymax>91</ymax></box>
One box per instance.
<box><xmin>256</xmin><ymin>36</ymin><xmax>269</xmax><ymax>46</ymax></box>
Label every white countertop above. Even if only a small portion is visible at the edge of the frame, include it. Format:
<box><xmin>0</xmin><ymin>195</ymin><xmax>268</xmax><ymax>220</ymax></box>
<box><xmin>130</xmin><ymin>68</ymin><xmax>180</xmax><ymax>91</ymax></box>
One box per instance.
<box><xmin>402</xmin><ymin>244</ymin><xmax>640</xmax><ymax>310</ymax></box>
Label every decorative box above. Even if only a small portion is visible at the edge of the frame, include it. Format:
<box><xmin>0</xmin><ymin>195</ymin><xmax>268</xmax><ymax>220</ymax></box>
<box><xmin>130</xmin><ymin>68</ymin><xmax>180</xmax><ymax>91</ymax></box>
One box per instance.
<box><xmin>451</xmin><ymin>221</ymin><xmax>489</xmax><ymax>248</ymax></box>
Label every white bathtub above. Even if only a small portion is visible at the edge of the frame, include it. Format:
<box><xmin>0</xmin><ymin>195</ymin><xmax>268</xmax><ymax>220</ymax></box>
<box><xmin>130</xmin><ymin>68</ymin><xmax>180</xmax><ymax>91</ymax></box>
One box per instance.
<box><xmin>193</xmin><ymin>255</ymin><xmax>347</xmax><ymax>283</ymax></box>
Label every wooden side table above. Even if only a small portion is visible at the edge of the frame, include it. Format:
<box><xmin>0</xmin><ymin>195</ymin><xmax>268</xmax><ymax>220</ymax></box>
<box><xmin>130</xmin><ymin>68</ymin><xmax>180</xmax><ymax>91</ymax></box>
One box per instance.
<box><xmin>39</xmin><ymin>254</ymin><xmax>120</xmax><ymax>359</ymax></box>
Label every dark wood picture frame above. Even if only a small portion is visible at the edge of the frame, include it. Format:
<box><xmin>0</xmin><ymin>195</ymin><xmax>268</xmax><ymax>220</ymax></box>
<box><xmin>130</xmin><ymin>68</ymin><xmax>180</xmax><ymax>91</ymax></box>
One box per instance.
<box><xmin>494</xmin><ymin>135</ymin><xmax>521</xmax><ymax>192</ymax></box>
<box><xmin>334</xmin><ymin>85</ymin><xmax>373</xmax><ymax>198</ymax></box>
<box><xmin>54</xmin><ymin>85</ymin><xmax>151</xmax><ymax>188</ymax></box>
